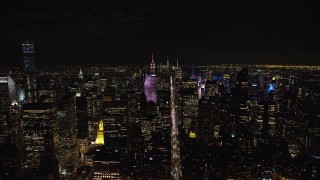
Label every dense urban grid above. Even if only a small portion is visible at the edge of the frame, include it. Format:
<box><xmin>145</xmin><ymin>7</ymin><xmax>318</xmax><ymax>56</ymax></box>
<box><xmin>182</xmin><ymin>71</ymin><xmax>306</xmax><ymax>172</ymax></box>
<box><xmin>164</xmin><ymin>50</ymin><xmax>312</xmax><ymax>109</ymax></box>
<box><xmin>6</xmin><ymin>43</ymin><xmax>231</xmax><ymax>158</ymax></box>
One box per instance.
<box><xmin>0</xmin><ymin>41</ymin><xmax>320</xmax><ymax>179</ymax></box>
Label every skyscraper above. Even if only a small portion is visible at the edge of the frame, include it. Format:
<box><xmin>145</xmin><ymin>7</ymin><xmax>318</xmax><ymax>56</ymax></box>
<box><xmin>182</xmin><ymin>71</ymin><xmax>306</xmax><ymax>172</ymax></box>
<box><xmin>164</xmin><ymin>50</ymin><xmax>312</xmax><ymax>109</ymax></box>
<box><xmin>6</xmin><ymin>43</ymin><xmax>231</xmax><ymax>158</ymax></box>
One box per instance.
<box><xmin>79</xmin><ymin>68</ymin><xmax>83</xmax><ymax>80</ymax></box>
<box><xmin>7</xmin><ymin>75</ymin><xmax>17</xmax><ymax>103</ymax></box>
<box><xmin>156</xmin><ymin>90</ymin><xmax>171</xmax><ymax>130</ymax></box>
<box><xmin>22</xmin><ymin>40</ymin><xmax>37</xmax><ymax>102</ymax></box>
<box><xmin>150</xmin><ymin>53</ymin><xmax>156</xmax><ymax>76</ymax></box>
<box><xmin>95</xmin><ymin>119</ymin><xmax>105</xmax><ymax>145</ymax></box>
<box><xmin>144</xmin><ymin>75</ymin><xmax>158</xmax><ymax>103</ymax></box>
<box><xmin>57</xmin><ymin>95</ymin><xmax>79</xmax><ymax>178</ymax></box>
<box><xmin>22</xmin><ymin>103</ymin><xmax>59</xmax><ymax>177</ymax></box>
<box><xmin>180</xmin><ymin>88</ymin><xmax>198</xmax><ymax>135</ymax></box>
<box><xmin>103</xmin><ymin>100</ymin><xmax>128</xmax><ymax>153</ymax></box>
<box><xmin>175</xmin><ymin>58</ymin><xmax>182</xmax><ymax>80</ymax></box>
<box><xmin>0</xmin><ymin>76</ymin><xmax>11</xmax><ymax>144</ymax></box>
<box><xmin>144</xmin><ymin>54</ymin><xmax>158</xmax><ymax>103</ymax></box>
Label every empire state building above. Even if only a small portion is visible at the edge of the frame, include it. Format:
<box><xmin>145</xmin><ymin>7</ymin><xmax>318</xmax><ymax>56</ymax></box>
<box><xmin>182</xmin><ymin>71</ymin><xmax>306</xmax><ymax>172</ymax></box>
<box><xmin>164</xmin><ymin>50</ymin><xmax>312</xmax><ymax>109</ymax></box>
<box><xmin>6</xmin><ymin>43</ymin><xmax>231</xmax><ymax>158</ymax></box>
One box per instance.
<box><xmin>150</xmin><ymin>53</ymin><xmax>156</xmax><ymax>76</ymax></box>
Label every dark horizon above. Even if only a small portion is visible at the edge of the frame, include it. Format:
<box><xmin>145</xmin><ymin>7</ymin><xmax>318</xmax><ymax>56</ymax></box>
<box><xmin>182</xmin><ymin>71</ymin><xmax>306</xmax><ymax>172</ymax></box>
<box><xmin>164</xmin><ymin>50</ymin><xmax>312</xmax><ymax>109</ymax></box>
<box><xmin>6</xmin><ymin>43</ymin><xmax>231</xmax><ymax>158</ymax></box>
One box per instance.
<box><xmin>1</xmin><ymin>1</ymin><xmax>319</xmax><ymax>66</ymax></box>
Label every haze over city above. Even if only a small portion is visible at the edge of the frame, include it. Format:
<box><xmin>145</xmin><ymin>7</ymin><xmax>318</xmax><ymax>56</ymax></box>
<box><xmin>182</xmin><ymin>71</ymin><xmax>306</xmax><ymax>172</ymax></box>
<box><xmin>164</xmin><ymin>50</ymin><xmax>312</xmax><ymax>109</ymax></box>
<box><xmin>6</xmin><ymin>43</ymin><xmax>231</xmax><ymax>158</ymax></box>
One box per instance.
<box><xmin>1</xmin><ymin>1</ymin><xmax>320</xmax><ymax>66</ymax></box>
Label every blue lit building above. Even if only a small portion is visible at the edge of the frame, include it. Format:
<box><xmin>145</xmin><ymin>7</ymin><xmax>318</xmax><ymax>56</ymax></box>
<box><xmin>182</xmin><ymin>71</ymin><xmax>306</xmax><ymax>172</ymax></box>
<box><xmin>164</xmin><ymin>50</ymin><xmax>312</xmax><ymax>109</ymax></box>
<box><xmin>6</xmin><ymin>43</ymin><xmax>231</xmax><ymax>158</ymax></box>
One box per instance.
<box><xmin>190</xmin><ymin>66</ymin><xmax>197</xmax><ymax>80</ymax></box>
<box><xmin>267</xmin><ymin>83</ymin><xmax>275</xmax><ymax>93</ymax></box>
<box><xmin>22</xmin><ymin>40</ymin><xmax>37</xmax><ymax>102</ymax></box>
<box><xmin>22</xmin><ymin>40</ymin><xmax>36</xmax><ymax>73</ymax></box>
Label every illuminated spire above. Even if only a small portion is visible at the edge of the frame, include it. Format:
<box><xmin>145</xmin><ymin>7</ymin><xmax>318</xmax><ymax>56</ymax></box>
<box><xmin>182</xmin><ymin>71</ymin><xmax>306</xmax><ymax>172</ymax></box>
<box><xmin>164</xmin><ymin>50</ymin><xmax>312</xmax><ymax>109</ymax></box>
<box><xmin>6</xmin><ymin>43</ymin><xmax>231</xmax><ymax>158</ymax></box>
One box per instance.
<box><xmin>152</xmin><ymin>53</ymin><xmax>154</xmax><ymax>63</ymax></box>
<box><xmin>95</xmin><ymin>120</ymin><xmax>104</xmax><ymax>145</ymax></box>
<box><xmin>176</xmin><ymin>58</ymin><xmax>179</xmax><ymax>68</ymax></box>
<box><xmin>167</xmin><ymin>56</ymin><xmax>169</xmax><ymax>66</ymax></box>
<box><xmin>79</xmin><ymin>68</ymin><xmax>83</xmax><ymax>79</ymax></box>
<box><xmin>150</xmin><ymin>53</ymin><xmax>156</xmax><ymax>75</ymax></box>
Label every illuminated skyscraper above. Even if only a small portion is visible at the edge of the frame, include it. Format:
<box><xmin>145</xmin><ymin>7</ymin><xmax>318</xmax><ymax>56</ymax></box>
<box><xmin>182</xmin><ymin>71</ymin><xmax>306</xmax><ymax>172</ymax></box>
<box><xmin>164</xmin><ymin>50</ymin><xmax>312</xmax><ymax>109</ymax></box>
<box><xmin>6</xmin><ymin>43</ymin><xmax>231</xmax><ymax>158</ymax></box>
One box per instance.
<box><xmin>7</xmin><ymin>75</ymin><xmax>17</xmax><ymax>103</ymax></box>
<box><xmin>150</xmin><ymin>53</ymin><xmax>156</xmax><ymax>76</ymax></box>
<box><xmin>197</xmin><ymin>96</ymin><xmax>215</xmax><ymax>143</ymax></box>
<box><xmin>0</xmin><ymin>75</ymin><xmax>17</xmax><ymax>144</ymax></box>
<box><xmin>144</xmin><ymin>54</ymin><xmax>158</xmax><ymax>103</ymax></box>
<box><xmin>180</xmin><ymin>88</ymin><xmax>198</xmax><ymax>135</ymax></box>
<box><xmin>92</xmin><ymin>146</ymin><xmax>122</xmax><ymax>179</ymax></box>
<box><xmin>22</xmin><ymin>103</ymin><xmax>59</xmax><ymax>175</ymax></box>
<box><xmin>197</xmin><ymin>78</ymin><xmax>206</xmax><ymax>99</ymax></box>
<box><xmin>0</xmin><ymin>76</ymin><xmax>10</xmax><ymax>144</ymax></box>
<box><xmin>22</xmin><ymin>40</ymin><xmax>37</xmax><ymax>102</ymax></box>
<box><xmin>157</xmin><ymin>90</ymin><xmax>171</xmax><ymax>130</ymax></box>
<box><xmin>103</xmin><ymin>100</ymin><xmax>128</xmax><ymax>152</ymax></box>
<box><xmin>86</xmin><ymin>94</ymin><xmax>102</xmax><ymax>142</ymax></box>
<box><xmin>144</xmin><ymin>75</ymin><xmax>157</xmax><ymax>103</ymax></box>
<box><xmin>190</xmin><ymin>65</ymin><xmax>197</xmax><ymax>80</ymax></box>
<box><xmin>175</xmin><ymin>58</ymin><xmax>182</xmax><ymax>80</ymax></box>
<box><xmin>57</xmin><ymin>95</ymin><xmax>79</xmax><ymax>177</ymax></box>
<box><xmin>9</xmin><ymin>102</ymin><xmax>23</xmax><ymax>152</ymax></box>
<box><xmin>79</xmin><ymin>68</ymin><xmax>83</xmax><ymax>80</ymax></box>
<box><xmin>95</xmin><ymin>119</ymin><xmax>105</xmax><ymax>145</ymax></box>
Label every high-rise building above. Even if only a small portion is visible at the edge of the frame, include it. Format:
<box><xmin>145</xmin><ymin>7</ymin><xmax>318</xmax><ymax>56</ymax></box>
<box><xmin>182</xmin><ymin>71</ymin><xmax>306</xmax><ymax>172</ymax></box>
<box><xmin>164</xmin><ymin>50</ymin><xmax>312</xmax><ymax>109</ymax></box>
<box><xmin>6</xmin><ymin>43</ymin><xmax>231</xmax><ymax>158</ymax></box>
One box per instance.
<box><xmin>197</xmin><ymin>96</ymin><xmax>215</xmax><ymax>143</ymax></box>
<box><xmin>204</xmin><ymin>70</ymin><xmax>212</xmax><ymax>80</ymax></box>
<box><xmin>127</xmin><ymin>91</ymin><xmax>143</xmax><ymax>122</ymax></box>
<box><xmin>76</xmin><ymin>96</ymin><xmax>89</xmax><ymax>139</ymax></box>
<box><xmin>174</xmin><ymin>58</ymin><xmax>183</xmax><ymax>80</ymax></box>
<box><xmin>91</xmin><ymin>146</ymin><xmax>123</xmax><ymax>179</ymax></box>
<box><xmin>7</xmin><ymin>75</ymin><xmax>17</xmax><ymax>103</ymax></box>
<box><xmin>144</xmin><ymin>75</ymin><xmax>158</xmax><ymax>103</ymax></box>
<box><xmin>0</xmin><ymin>76</ymin><xmax>11</xmax><ymax>144</ymax></box>
<box><xmin>9</xmin><ymin>102</ymin><xmax>23</xmax><ymax>152</ymax></box>
<box><xmin>22</xmin><ymin>103</ymin><xmax>59</xmax><ymax>177</ymax></box>
<box><xmin>150</xmin><ymin>53</ymin><xmax>156</xmax><ymax>76</ymax></box>
<box><xmin>156</xmin><ymin>90</ymin><xmax>171</xmax><ymax>131</ymax></box>
<box><xmin>197</xmin><ymin>77</ymin><xmax>206</xmax><ymax>99</ymax></box>
<box><xmin>57</xmin><ymin>95</ymin><xmax>79</xmax><ymax>178</ymax></box>
<box><xmin>22</xmin><ymin>40</ymin><xmax>37</xmax><ymax>102</ymax></box>
<box><xmin>86</xmin><ymin>94</ymin><xmax>102</xmax><ymax>142</ymax></box>
<box><xmin>103</xmin><ymin>100</ymin><xmax>128</xmax><ymax>153</ymax></box>
<box><xmin>95</xmin><ymin>119</ymin><xmax>105</xmax><ymax>145</ymax></box>
<box><xmin>79</xmin><ymin>68</ymin><xmax>83</xmax><ymax>80</ymax></box>
<box><xmin>190</xmin><ymin>65</ymin><xmax>197</xmax><ymax>80</ymax></box>
<box><xmin>179</xmin><ymin>88</ymin><xmax>198</xmax><ymax>135</ymax></box>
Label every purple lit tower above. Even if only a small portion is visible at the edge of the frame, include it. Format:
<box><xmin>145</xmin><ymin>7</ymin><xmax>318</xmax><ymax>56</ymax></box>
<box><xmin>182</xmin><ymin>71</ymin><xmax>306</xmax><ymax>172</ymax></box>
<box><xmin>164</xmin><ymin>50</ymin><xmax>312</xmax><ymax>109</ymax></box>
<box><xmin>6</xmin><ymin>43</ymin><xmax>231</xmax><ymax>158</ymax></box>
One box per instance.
<box><xmin>144</xmin><ymin>53</ymin><xmax>158</xmax><ymax>103</ymax></box>
<box><xmin>150</xmin><ymin>53</ymin><xmax>156</xmax><ymax>76</ymax></box>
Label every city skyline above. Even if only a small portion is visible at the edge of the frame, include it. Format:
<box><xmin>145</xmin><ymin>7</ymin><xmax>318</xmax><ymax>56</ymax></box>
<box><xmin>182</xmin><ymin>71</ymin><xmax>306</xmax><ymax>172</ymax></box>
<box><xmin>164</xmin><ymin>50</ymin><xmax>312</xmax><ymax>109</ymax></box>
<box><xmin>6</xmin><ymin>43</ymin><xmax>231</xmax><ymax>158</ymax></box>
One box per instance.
<box><xmin>1</xmin><ymin>1</ymin><xmax>320</xmax><ymax>179</ymax></box>
<box><xmin>0</xmin><ymin>50</ymin><xmax>320</xmax><ymax>179</ymax></box>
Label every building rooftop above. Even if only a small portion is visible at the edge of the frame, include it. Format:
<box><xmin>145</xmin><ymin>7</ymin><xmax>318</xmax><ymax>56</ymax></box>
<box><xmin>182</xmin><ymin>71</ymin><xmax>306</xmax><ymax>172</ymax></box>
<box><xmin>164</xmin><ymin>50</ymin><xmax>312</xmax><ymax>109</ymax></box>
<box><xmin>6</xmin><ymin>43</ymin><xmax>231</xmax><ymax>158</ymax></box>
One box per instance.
<box><xmin>22</xmin><ymin>103</ymin><xmax>56</xmax><ymax>110</ymax></box>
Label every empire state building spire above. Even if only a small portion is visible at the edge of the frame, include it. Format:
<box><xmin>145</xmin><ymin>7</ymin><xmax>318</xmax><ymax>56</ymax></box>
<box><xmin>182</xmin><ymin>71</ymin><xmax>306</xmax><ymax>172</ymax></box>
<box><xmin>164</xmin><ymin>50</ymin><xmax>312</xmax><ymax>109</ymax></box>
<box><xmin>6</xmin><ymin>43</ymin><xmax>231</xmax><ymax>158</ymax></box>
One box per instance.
<box><xmin>150</xmin><ymin>53</ymin><xmax>156</xmax><ymax>75</ymax></box>
<box><xmin>152</xmin><ymin>53</ymin><xmax>154</xmax><ymax>63</ymax></box>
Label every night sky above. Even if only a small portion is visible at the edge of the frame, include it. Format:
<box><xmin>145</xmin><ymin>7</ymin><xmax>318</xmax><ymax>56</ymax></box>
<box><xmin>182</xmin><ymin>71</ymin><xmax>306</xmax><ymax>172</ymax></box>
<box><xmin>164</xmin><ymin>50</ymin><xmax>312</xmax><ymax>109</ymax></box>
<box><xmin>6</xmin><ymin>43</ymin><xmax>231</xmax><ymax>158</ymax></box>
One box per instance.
<box><xmin>0</xmin><ymin>0</ymin><xmax>319</xmax><ymax>66</ymax></box>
